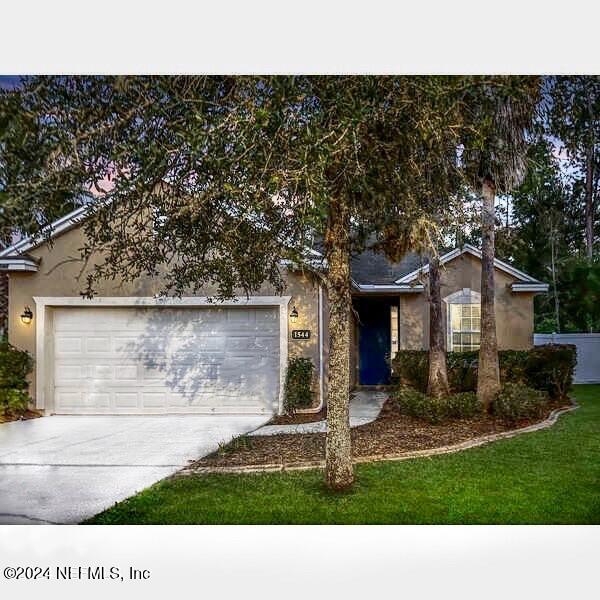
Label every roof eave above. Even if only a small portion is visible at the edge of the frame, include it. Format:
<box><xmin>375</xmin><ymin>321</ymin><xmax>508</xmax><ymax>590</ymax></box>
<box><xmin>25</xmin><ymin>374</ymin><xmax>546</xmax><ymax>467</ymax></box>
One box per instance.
<box><xmin>0</xmin><ymin>256</ymin><xmax>40</xmax><ymax>272</ymax></box>
<box><xmin>511</xmin><ymin>283</ymin><xmax>549</xmax><ymax>293</ymax></box>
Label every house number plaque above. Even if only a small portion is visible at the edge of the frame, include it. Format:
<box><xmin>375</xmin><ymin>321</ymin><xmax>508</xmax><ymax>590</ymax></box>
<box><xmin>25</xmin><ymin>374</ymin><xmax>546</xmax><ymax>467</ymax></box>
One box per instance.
<box><xmin>291</xmin><ymin>330</ymin><xmax>311</xmax><ymax>340</ymax></box>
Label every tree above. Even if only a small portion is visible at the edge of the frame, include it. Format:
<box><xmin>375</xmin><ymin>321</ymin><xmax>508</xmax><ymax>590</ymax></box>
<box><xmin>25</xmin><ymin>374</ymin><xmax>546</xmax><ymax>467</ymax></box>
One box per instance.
<box><xmin>1</xmin><ymin>75</ymin><xmax>480</xmax><ymax>489</ymax></box>
<box><xmin>427</xmin><ymin>251</ymin><xmax>449</xmax><ymax>398</ymax></box>
<box><xmin>462</xmin><ymin>78</ymin><xmax>541</xmax><ymax>408</ymax></box>
<box><xmin>550</xmin><ymin>76</ymin><xmax>600</xmax><ymax>261</ymax></box>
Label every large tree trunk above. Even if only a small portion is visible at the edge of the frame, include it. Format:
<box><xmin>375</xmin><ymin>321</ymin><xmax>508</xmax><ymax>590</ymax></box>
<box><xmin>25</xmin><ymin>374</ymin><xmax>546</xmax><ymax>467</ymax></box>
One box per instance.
<box><xmin>324</xmin><ymin>197</ymin><xmax>354</xmax><ymax>490</ymax></box>
<box><xmin>477</xmin><ymin>178</ymin><xmax>501</xmax><ymax>409</ymax></box>
<box><xmin>427</xmin><ymin>255</ymin><xmax>449</xmax><ymax>398</ymax></box>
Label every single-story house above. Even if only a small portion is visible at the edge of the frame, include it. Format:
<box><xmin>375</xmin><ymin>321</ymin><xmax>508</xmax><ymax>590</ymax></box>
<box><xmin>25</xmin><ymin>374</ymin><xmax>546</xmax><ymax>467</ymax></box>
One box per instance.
<box><xmin>0</xmin><ymin>206</ymin><xmax>548</xmax><ymax>416</ymax></box>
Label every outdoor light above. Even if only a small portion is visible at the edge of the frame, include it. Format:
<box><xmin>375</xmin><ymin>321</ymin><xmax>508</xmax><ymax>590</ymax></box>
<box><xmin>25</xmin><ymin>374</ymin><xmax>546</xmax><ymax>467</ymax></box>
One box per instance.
<box><xmin>20</xmin><ymin>306</ymin><xmax>33</xmax><ymax>325</ymax></box>
<box><xmin>289</xmin><ymin>306</ymin><xmax>299</xmax><ymax>323</ymax></box>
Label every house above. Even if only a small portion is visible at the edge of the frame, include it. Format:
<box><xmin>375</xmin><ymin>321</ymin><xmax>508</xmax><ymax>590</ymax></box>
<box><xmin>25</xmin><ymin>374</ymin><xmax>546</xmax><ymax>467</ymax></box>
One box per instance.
<box><xmin>0</xmin><ymin>206</ymin><xmax>548</xmax><ymax>416</ymax></box>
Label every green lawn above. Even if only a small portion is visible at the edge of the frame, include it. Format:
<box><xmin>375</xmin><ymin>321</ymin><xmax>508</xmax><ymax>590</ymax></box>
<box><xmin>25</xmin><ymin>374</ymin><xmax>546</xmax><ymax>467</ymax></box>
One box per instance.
<box><xmin>87</xmin><ymin>385</ymin><xmax>600</xmax><ymax>524</ymax></box>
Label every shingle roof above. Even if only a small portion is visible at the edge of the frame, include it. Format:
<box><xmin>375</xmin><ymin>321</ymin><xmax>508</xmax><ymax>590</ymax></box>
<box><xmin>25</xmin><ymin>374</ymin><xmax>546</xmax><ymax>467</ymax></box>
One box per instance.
<box><xmin>351</xmin><ymin>249</ymin><xmax>427</xmax><ymax>285</ymax></box>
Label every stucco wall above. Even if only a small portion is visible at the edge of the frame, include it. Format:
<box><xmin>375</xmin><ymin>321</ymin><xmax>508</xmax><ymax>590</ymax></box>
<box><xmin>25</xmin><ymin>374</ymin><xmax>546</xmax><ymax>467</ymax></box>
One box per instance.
<box><xmin>8</xmin><ymin>224</ymin><xmax>324</xmax><ymax>407</ymax></box>
<box><xmin>399</xmin><ymin>253</ymin><xmax>535</xmax><ymax>351</ymax></box>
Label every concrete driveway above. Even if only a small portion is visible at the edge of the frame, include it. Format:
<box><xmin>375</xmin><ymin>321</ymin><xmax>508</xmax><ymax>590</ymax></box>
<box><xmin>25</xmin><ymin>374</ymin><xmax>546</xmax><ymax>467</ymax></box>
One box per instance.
<box><xmin>0</xmin><ymin>414</ymin><xmax>270</xmax><ymax>524</ymax></box>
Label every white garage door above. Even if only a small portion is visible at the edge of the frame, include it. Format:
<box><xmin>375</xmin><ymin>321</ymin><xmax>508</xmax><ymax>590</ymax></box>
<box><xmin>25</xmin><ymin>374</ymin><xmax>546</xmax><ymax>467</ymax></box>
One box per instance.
<box><xmin>52</xmin><ymin>306</ymin><xmax>280</xmax><ymax>415</ymax></box>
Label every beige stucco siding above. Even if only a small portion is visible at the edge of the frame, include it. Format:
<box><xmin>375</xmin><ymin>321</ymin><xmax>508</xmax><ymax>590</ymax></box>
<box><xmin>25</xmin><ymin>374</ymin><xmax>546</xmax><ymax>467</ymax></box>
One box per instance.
<box><xmin>399</xmin><ymin>253</ymin><xmax>535</xmax><ymax>351</ymax></box>
<box><xmin>7</xmin><ymin>224</ymin><xmax>323</xmax><ymax>407</ymax></box>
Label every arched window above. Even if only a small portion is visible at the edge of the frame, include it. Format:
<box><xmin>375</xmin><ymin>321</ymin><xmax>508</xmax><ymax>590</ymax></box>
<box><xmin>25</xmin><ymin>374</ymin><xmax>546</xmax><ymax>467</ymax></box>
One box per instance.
<box><xmin>443</xmin><ymin>288</ymin><xmax>481</xmax><ymax>352</ymax></box>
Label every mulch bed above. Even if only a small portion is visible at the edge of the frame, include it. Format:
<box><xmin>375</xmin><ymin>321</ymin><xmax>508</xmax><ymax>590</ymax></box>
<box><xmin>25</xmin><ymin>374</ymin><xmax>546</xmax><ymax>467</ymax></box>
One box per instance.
<box><xmin>0</xmin><ymin>410</ymin><xmax>42</xmax><ymax>424</ymax></box>
<box><xmin>192</xmin><ymin>398</ymin><xmax>571</xmax><ymax>469</ymax></box>
<box><xmin>268</xmin><ymin>407</ymin><xmax>327</xmax><ymax>425</ymax></box>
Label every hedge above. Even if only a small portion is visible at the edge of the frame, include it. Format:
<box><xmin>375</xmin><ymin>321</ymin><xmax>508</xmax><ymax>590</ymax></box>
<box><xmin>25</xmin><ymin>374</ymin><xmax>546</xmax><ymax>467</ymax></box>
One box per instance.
<box><xmin>391</xmin><ymin>344</ymin><xmax>576</xmax><ymax>400</ymax></box>
<box><xmin>491</xmin><ymin>382</ymin><xmax>550</xmax><ymax>424</ymax></box>
<box><xmin>395</xmin><ymin>386</ymin><xmax>482</xmax><ymax>424</ymax></box>
<box><xmin>0</xmin><ymin>340</ymin><xmax>33</xmax><ymax>417</ymax></box>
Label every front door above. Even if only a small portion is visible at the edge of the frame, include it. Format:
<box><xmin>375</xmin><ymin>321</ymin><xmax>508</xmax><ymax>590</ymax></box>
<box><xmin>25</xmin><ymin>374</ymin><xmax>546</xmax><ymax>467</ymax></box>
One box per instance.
<box><xmin>355</xmin><ymin>298</ymin><xmax>393</xmax><ymax>385</ymax></box>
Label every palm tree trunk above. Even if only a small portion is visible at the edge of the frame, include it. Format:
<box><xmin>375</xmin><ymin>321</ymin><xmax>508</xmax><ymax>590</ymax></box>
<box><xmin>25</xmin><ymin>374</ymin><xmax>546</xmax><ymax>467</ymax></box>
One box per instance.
<box><xmin>427</xmin><ymin>255</ymin><xmax>449</xmax><ymax>398</ymax></box>
<box><xmin>585</xmin><ymin>145</ymin><xmax>595</xmax><ymax>260</ymax></box>
<box><xmin>550</xmin><ymin>220</ymin><xmax>560</xmax><ymax>333</ymax></box>
<box><xmin>324</xmin><ymin>197</ymin><xmax>354</xmax><ymax>490</ymax></box>
<box><xmin>0</xmin><ymin>271</ymin><xmax>8</xmax><ymax>339</ymax></box>
<box><xmin>477</xmin><ymin>178</ymin><xmax>501</xmax><ymax>408</ymax></box>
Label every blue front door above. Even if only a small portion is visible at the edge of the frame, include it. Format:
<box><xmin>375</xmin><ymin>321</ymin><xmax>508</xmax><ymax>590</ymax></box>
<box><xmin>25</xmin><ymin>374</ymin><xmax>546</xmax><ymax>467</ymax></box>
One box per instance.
<box><xmin>355</xmin><ymin>298</ymin><xmax>393</xmax><ymax>385</ymax></box>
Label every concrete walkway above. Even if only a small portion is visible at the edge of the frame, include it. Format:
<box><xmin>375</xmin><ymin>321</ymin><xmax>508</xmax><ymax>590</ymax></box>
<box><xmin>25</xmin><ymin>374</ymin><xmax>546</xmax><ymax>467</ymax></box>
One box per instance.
<box><xmin>0</xmin><ymin>413</ymin><xmax>270</xmax><ymax>524</ymax></box>
<box><xmin>249</xmin><ymin>390</ymin><xmax>388</xmax><ymax>436</ymax></box>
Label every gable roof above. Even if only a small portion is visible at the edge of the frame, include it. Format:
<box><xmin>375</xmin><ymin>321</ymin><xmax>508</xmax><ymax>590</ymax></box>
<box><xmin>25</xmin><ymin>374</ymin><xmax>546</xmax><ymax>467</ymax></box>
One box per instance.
<box><xmin>393</xmin><ymin>243</ymin><xmax>542</xmax><ymax>285</ymax></box>
<box><xmin>0</xmin><ymin>204</ymin><xmax>91</xmax><ymax>260</ymax></box>
<box><xmin>0</xmin><ymin>206</ymin><xmax>548</xmax><ymax>294</ymax></box>
<box><xmin>350</xmin><ymin>243</ymin><xmax>548</xmax><ymax>294</ymax></box>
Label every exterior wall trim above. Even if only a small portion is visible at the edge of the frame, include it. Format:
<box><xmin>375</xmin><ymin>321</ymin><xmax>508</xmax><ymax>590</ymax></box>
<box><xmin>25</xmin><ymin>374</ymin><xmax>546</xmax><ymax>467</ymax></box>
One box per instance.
<box><xmin>32</xmin><ymin>295</ymin><xmax>292</xmax><ymax>415</ymax></box>
<box><xmin>0</xmin><ymin>257</ymin><xmax>39</xmax><ymax>272</ymax></box>
<box><xmin>511</xmin><ymin>282</ymin><xmax>549</xmax><ymax>293</ymax></box>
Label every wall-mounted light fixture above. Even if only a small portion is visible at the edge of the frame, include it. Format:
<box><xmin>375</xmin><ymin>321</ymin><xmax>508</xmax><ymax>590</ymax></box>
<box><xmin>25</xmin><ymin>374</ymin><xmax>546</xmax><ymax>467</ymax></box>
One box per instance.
<box><xmin>289</xmin><ymin>306</ymin><xmax>299</xmax><ymax>323</ymax></box>
<box><xmin>20</xmin><ymin>306</ymin><xmax>33</xmax><ymax>325</ymax></box>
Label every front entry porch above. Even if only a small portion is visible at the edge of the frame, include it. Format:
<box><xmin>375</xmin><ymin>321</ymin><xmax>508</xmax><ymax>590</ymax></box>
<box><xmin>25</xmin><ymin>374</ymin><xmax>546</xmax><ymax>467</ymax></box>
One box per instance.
<box><xmin>353</xmin><ymin>296</ymin><xmax>399</xmax><ymax>386</ymax></box>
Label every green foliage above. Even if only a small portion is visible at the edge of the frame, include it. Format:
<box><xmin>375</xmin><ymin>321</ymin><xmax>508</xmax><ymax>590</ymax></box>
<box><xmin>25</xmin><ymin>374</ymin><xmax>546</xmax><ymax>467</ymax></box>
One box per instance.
<box><xmin>491</xmin><ymin>382</ymin><xmax>549</xmax><ymax>424</ymax></box>
<box><xmin>445</xmin><ymin>391</ymin><xmax>483</xmax><ymax>419</ymax></box>
<box><xmin>446</xmin><ymin>351</ymin><xmax>479</xmax><ymax>392</ymax></box>
<box><xmin>524</xmin><ymin>344</ymin><xmax>577</xmax><ymax>399</ymax></box>
<box><xmin>0</xmin><ymin>76</ymin><xmax>541</xmax><ymax>301</ymax></box>
<box><xmin>555</xmin><ymin>257</ymin><xmax>600</xmax><ymax>332</ymax></box>
<box><xmin>0</xmin><ymin>340</ymin><xmax>33</xmax><ymax>417</ymax></box>
<box><xmin>394</xmin><ymin>386</ymin><xmax>482</xmax><ymax>424</ymax></box>
<box><xmin>393</xmin><ymin>349</ymin><xmax>529</xmax><ymax>393</ymax></box>
<box><xmin>284</xmin><ymin>357</ymin><xmax>314</xmax><ymax>414</ymax></box>
<box><xmin>392</xmin><ymin>346</ymin><xmax>574</xmax><ymax>399</ymax></box>
<box><xmin>391</xmin><ymin>350</ymin><xmax>430</xmax><ymax>391</ymax></box>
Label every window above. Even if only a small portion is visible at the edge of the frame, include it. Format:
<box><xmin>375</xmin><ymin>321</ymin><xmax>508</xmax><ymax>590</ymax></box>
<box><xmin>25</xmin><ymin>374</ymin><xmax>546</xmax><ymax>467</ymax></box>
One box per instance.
<box><xmin>390</xmin><ymin>304</ymin><xmax>399</xmax><ymax>358</ymax></box>
<box><xmin>449</xmin><ymin>303</ymin><xmax>480</xmax><ymax>351</ymax></box>
<box><xmin>444</xmin><ymin>288</ymin><xmax>481</xmax><ymax>352</ymax></box>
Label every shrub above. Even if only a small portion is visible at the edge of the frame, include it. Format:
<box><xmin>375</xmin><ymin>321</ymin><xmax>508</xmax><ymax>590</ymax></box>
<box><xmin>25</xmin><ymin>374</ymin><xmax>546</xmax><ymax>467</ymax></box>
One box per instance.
<box><xmin>491</xmin><ymin>382</ymin><xmax>550</xmax><ymax>424</ymax></box>
<box><xmin>446</xmin><ymin>391</ymin><xmax>483</xmax><ymax>419</ymax></box>
<box><xmin>395</xmin><ymin>386</ymin><xmax>446</xmax><ymax>423</ymax></box>
<box><xmin>446</xmin><ymin>351</ymin><xmax>479</xmax><ymax>392</ymax></box>
<box><xmin>0</xmin><ymin>340</ymin><xmax>33</xmax><ymax>417</ymax></box>
<box><xmin>284</xmin><ymin>357</ymin><xmax>314</xmax><ymax>414</ymax></box>
<box><xmin>391</xmin><ymin>346</ymin><xmax>575</xmax><ymax>399</ymax></box>
<box><xmin>395</xmin><ymin>386</ymin><xmax>482</xmax><ymax>424</ymax></box>
<box><xmin>524</xmin><ymin>344</ymin><xmax>576</xmax><ymax>399</ymax></box>
<box><xmin>390</xmin><ymin>350</ymin><xmax>429</xmax><ymax>391</ymax></box>
<box><xmin>499</xmin><ymin>350</ymin><xmax>529</xmax><ymax>383</ymax></box>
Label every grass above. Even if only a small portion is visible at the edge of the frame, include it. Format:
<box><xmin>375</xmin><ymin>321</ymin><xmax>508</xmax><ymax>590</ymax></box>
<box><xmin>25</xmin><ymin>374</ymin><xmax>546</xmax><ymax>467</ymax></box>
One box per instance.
<box><xmin>87</xmin><ymin>385</ymin><xmax>600</xmax><ymax>524</ymax></box>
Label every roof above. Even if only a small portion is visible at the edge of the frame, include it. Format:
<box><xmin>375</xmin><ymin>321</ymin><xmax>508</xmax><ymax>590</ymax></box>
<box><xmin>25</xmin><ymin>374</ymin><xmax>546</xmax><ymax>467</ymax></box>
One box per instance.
<box><xmin>350</xmin><ymin>243</ymin><xmax>548</xmax><ymax>293</ymax></box>
<box><xmin>0</xmin><ymin>205</ymin><xmax>548</xmax><ymax>294</ymax></box>
<box><xmin>351</xmin><ymin>249</ymin><xmax>426</xmax><ymax>285</ymax></box>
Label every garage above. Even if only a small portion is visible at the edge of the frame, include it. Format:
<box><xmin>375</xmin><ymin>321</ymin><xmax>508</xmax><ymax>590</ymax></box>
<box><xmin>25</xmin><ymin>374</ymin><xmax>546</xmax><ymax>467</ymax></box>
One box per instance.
<box><xmin>50</xmin><ymin>305</ymin><xmax>281</xmax><ymax>415</ymax></box>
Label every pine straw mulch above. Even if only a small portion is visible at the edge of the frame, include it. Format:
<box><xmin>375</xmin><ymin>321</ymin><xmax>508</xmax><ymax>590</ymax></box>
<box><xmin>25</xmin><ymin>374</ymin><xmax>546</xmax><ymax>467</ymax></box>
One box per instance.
<box><xmin>190</xmin><ymin>398</ymin><xmax>572</xmax><ymax>470</ymax></box>
<box><xmin>0</xmin><ymin>409</ymin><xmax>42</xmax><ymax>424</ymax></box>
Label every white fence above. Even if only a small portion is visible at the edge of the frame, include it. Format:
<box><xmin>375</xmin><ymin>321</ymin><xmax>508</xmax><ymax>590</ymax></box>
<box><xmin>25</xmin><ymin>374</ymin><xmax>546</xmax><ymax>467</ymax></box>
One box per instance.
<box><xmin>534</xmin><ymin>333</ymin><xmax>600</xmax><ymax>384</ymax></box>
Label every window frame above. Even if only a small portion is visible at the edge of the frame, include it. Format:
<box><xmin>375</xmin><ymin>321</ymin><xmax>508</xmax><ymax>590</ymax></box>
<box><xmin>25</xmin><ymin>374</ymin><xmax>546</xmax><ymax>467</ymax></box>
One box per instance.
<box><xmin>443</xmin><ymin>288</ymin><xmax>482</xmax><ymax>352</ymax></box>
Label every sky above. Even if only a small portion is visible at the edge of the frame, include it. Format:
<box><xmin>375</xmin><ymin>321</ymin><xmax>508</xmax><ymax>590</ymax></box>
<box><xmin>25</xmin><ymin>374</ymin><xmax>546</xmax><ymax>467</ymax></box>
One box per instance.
<box><xmin>0</xmin><ymin>75</ymin><xmax>22</xmax><ymax>90</ymax></box>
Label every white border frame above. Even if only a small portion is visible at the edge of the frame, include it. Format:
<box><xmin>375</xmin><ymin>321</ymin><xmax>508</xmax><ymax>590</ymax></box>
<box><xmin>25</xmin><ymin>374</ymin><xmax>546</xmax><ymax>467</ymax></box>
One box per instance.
<box><xmin>33</xmin><ymin>295</ymin><xmax>292</xmax><ymax>415</ymax></box>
